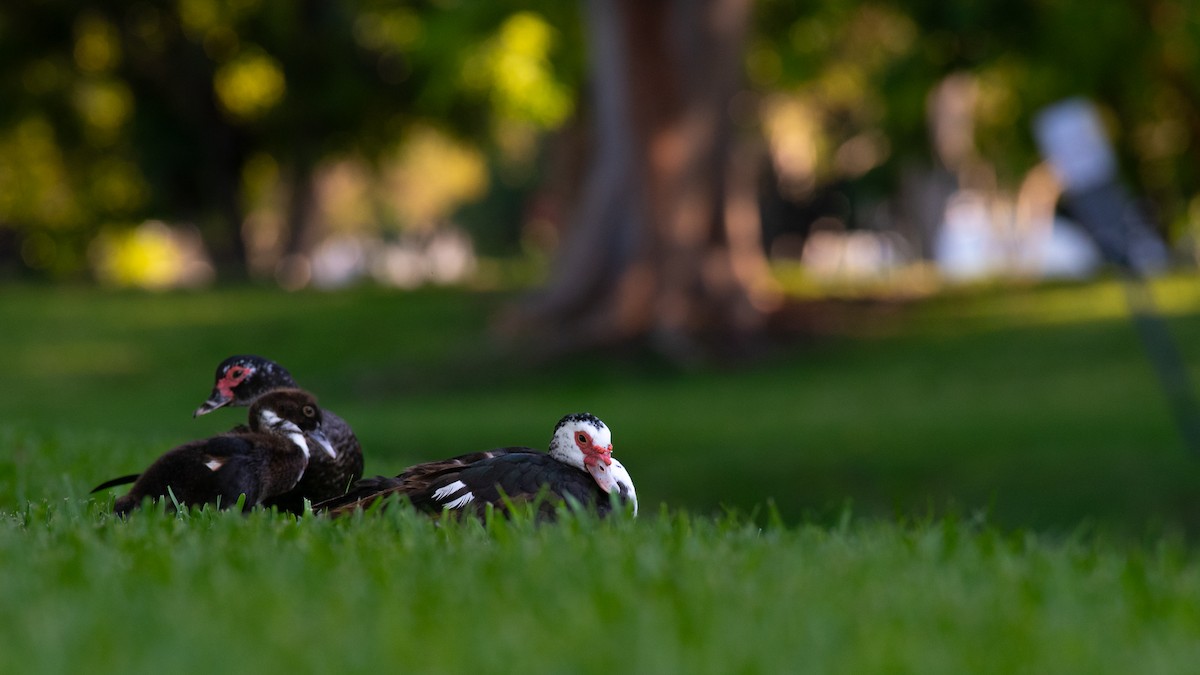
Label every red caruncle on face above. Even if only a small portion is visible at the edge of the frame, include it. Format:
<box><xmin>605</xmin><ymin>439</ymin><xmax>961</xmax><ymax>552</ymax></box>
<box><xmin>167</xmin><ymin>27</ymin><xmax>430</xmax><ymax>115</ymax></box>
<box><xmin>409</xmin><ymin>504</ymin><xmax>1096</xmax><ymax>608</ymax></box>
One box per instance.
<box><xmin>217</xmin><ymin>365</ymin><xmax>253</xmax><ymax>398</ymax></box>
<box><xmin>574</xmin><ymin>428</ymin><xmax>612</xmax><ymax>468</ymax></box>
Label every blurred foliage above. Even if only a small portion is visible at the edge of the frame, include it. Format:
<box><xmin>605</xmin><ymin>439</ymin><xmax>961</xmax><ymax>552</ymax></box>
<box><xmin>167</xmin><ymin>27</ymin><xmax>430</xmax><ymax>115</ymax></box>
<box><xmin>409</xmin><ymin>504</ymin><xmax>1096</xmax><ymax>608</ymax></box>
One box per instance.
<box><xmin>0</xmin><ymin>0</ymin><xmax>582</xmax><ymax>280</ymax></box>
<box><xmin>380</xmin><ymin>125</ymin><xmax>488</xmax><ymax>229</ymax></box>
<box><xmin>0</xmin><ymin>0</ymin><xmax>1196</xmax><ymax>281</ymax></box>
<box><xmin>752</xmin><ymin>0</ymin><xmax>1200</xmax><ymax>224</ymax></box>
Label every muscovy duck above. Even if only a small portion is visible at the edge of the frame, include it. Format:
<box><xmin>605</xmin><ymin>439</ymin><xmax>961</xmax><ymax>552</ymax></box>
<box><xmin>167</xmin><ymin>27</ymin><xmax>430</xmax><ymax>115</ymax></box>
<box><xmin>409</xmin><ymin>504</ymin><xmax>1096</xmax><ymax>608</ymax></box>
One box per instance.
<box><xmin>316</xmin><ymin>412</ymin><xmax>637</xmax><ymax>518</ymax></box>
<box><xmin>193</xmin><ymin>355</ymin><xmax>364</xmax><ymax>512</ymax></box>
<box><xmin>92</xmin><ymin>355</ymin><xmax>364</xmax><ymax>512</ymax></box>
<box><xmin>110</xmin><ymin>389</ymin><xmax>334</xmax><ymax>516</ymax></box>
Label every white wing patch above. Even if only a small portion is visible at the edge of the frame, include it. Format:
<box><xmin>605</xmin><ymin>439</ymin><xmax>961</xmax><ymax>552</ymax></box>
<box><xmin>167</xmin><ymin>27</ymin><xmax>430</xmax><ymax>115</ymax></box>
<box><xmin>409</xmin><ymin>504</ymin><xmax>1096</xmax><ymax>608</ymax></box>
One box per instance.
<box><xmin>433</xmin><ymin>480</ymin><xmax>467</xmax><ymax>501</ymax></box>
<box><xmin>204</xmin><ymin>458</ymin><xmax>226</xmax><ymax>472</ymax></box>
<box><xmin>433</xmin><ymin>480</ymin><xmax>475</xmax><ymax>510</ymax></box>
<box><xmin>443</xmin><ymin>493</ymin><xmax>475</xmax><ymax>510</ymax></box>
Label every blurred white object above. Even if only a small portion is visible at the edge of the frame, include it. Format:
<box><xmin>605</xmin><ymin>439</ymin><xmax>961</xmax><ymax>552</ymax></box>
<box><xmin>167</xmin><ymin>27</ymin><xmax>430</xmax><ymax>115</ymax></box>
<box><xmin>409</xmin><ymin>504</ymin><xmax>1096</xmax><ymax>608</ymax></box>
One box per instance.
<box><xmin>310</xmin><ymin>236</ymin><xmax>367</xmax><ymax>289</ymax></box>
<box><xmin>308</xmin><ymin>228</ymin><xmax>477</xmax><ymax>290</ymax></box>
<box><xmin>1033</xmin><ymin>99</ymin><xmax>1117</xmax><ymax>193</ymax></box>
<box><xmin>799</xmin><ymin>229</ymin><xmax>912</xmax><ymax>281</ymax></box>
<box><xmin>1028</xmin><ymin>217</ymin><xmax>1102</xmax><ymax>280</ymax></box>
<box><xmin>934</xmin><ymin>191</ymin><xmax>1000</xmax><ymax>281</ymax></box>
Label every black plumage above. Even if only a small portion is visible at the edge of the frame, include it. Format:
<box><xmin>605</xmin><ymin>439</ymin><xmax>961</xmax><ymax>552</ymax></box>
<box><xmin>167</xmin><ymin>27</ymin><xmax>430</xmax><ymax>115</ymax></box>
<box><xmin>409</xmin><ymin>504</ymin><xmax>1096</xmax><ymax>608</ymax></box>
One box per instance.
<box><xmin>314</xmin><ymin>448</ymin><xmax>520</xmax><ymax>515</ymax></box>
<box><xmin>411</xmin><ymin>451</ymin><xmax>619</xmax><ymax>515</ymax></box>
<box><xmin>111</xmin><ymin>389</ymin><xmax>330</xmax><ymax>516</ymax></box>
<box><xmin>316</xmin><ymin>413</ymin><xmax>637</xmax><ymax>518</ymax></box>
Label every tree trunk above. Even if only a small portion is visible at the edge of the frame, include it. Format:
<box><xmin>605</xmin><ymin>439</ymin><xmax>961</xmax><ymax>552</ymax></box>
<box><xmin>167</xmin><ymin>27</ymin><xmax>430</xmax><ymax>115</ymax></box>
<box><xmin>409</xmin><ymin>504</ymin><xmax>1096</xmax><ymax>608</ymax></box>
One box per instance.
<box><xmin>205</xmin><ymin>118</ymin><xmax>249</xmax><ymax>278</ymax></box>
<box><xmin>274</xmin><ymin>159</ymin><xmax>320</xmax><ymax>288</ymax></box>
<box><xmin>508</xmin><ymin>0</ymin><xmax>779</xmax><ymax>363</ymax></box>
<box><xmin>274</xmin><ymin>0</ymin><xmax>330</xmax><ymax>286</ymax></box>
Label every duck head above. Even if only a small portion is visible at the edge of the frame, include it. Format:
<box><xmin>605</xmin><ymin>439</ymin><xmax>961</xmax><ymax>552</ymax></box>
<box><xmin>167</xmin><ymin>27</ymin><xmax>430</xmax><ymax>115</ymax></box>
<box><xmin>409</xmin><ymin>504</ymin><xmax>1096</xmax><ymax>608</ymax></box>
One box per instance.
<box><xmin>194</xmin><ymin>355</ymin><xmax>298</xmax><ymax>417</ymax></box>
<box><xmin>548</xmin><ymin>413</ymin><xmax>635</xmax><ymax>511</ymax></box>
<box><xmin>248</xmin><ymin>388</ymin><xmax>336</xmax><ymax>459</ymax></box>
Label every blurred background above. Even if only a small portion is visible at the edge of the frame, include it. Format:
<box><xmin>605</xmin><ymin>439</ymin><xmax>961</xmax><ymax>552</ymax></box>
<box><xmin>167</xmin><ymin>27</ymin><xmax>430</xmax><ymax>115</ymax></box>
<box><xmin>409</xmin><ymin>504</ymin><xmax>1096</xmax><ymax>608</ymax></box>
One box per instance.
<box><xmin>3</xmin><ymin>0</ymin><xmax>1198</xmax><ymax>292</ymax></box>
<box><xmin>2</xmin><ymin>0</ymin><xmax>1200</xmax><ymax>532</ymax></box>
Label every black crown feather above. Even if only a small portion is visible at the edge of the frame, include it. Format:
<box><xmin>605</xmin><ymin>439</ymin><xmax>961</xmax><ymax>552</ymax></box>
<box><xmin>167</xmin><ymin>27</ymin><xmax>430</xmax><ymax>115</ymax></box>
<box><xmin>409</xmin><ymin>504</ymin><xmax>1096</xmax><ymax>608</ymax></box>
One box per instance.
<box><xmin>553</xmin><ymin>412</ymin><xmax>605</xmax><ymax>432</ymax></box>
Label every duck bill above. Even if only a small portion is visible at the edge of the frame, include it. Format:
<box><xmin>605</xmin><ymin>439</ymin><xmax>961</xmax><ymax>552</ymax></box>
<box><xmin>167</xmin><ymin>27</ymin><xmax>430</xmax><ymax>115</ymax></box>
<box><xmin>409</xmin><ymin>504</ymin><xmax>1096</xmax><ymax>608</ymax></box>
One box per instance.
<box><xmin>307</xmin><ymin>429</ymin><xmax>337</xmax><ymax>459</ymax></box>
<box><xmin>193</xmin><ymin>390</ymin><xmax>232</xmax><ymax>417</ymax></box>
<box><xmin>587</xmin><ymin>463</ymin><xmax>619</xmax><ymax>493</ymax></box>
<box><xmin>584</xmin><ymin>446</ymin><xmax>617</xmax><ymax>493</ymax></box>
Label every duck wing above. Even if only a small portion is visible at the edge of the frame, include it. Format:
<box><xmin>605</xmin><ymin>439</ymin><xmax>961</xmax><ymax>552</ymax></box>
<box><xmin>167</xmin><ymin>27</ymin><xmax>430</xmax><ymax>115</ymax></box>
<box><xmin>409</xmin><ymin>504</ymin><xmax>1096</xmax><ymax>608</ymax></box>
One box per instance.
<box><xmin>315</xmin><ymin>447</ymin><xmax>528</xmax><ymax>516</ymax></box>
<box><xmin>111</xmin><ymin>435</ymin><xmax>269</xmax><ymax>515</ymax></box>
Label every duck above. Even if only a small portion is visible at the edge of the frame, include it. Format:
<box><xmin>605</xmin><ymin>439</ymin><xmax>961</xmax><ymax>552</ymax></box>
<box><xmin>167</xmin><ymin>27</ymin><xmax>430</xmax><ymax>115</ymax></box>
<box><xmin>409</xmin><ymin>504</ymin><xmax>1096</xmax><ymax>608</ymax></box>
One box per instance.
<box><xmin>193</xmin><ymin>355</ymin><xmax>364</xmax><ymax>512</ymax></box>
<box><xmin>316</xmin><ymin>412</ymin><xmax>637</xmax><ymax>518</ymax></box>
<box><xmin>92</xmin><ymin>356</ymin><xmax>364</xmax><ymax>512</ymax></box>
<box><xmin>110</xmin><ymin>389</ymin><xmax>334</xmax><ymax>516</ymax></box>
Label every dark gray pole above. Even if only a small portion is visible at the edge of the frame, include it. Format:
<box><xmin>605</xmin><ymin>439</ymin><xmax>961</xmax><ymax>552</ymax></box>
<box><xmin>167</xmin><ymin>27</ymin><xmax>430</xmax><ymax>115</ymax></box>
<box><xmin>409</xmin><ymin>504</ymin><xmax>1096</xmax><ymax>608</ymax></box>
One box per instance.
<box><xmin>1035</xmin><ymin>99</ymin><xmax>1200</xmax><ymax>456</ymax></box>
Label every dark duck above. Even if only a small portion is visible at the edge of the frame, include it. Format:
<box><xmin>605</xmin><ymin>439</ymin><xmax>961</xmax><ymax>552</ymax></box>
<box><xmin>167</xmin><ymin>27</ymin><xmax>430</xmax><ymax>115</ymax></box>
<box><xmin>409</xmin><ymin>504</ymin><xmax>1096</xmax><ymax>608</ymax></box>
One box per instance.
<box><xmin>317</xmin><ymin>413</ymin><xmax>637</xmax><ymax>518</ymax></box>
<box><xmin>193</xmin><ymin>355</ymin><xmax>364</xmax><ymax>512</ymax></box>
<box><xmin>109</xmin><ymin>389</ymin><xmax>334</xmax><ymax>516</ymax></box>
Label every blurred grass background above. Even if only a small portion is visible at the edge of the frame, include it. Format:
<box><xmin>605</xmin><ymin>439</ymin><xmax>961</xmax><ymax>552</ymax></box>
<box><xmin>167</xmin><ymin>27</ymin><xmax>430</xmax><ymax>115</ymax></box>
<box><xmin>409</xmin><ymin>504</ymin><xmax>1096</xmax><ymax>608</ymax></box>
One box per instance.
<box><xmin>4</xmin><ymin>275</ymin><xmax>1200</xmax><ymax>535</ymax></box>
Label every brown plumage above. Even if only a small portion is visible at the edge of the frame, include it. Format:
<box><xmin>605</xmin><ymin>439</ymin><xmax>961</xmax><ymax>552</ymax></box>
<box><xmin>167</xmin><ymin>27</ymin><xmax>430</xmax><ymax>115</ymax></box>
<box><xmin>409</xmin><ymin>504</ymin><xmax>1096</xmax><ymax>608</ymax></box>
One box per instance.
<box><xmin>110</xmin><ymin>389</ymin><xmax>333</xmax><ymax>516</ymax></box>
<box><xmin>192</xmin><ymin>355</ymin><xmax>364</xmax><ymax>512</ymax></box>
<box><xmin>314</xmin><ymin>449</ymin><xmax>518</xmax><ymax>515</ymax></box>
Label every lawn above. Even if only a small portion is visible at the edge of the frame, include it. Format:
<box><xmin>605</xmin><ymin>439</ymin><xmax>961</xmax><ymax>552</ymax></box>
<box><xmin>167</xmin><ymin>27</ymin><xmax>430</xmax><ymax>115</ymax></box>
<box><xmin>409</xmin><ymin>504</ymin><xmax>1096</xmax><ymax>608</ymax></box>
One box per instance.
<box><xmin>4</xmin><ymin>504</ymin><xmax>1200</xmax><ymax>674</ymax></box>
<box><xmin>3</xmin><ymin>278</ymin><xmax>1200</xmax><ymax>531</ymax></box>
<box><xmin>2</xmin><ymin>277</ymin><xmax>1200</xmax><ymax>673</ymax></box>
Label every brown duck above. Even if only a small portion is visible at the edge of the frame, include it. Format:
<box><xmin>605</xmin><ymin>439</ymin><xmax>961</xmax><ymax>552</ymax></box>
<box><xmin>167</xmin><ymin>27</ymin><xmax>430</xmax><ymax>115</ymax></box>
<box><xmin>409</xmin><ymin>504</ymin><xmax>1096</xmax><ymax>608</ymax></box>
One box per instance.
<box><xmin>108</xmin><ymin>389</ymin><xmax>333</xmax><ymax>516</ymax></box>
<box><xmin>193</xmin><ymin>355</ymin><xmax>364</xmax><ymax>512</ymax></box>
<box><xmin>93</xmin><ymin>356</ymin><xmax>363</xmax><ymax>513</ymax></box>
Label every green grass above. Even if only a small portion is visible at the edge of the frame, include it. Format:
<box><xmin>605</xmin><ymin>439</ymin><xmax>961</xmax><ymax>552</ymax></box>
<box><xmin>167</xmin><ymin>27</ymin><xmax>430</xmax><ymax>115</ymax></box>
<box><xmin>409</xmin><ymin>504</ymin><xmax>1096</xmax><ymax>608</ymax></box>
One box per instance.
<box><xmin>4</xmin><ymin>504</ymin><xmax>1200</xmax><ymax>674</ymax></box>
<box><xmin>3</xmin><ymin>278</ymin><xmax>1200</xmax><ymax>531</ymax></box>
<box><xmin>3</xmin><ymin>278</ymin><xmax>1200</xmax><ymax>672</ymax></box>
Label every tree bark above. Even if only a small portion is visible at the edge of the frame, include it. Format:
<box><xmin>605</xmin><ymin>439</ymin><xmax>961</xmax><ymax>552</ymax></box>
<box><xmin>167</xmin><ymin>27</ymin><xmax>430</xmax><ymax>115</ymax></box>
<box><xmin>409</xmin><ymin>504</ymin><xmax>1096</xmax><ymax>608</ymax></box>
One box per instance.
<box><xmin>508</xmin><ymin>0</ymin><xmax>779</xmax><ymax>363</ymax></box>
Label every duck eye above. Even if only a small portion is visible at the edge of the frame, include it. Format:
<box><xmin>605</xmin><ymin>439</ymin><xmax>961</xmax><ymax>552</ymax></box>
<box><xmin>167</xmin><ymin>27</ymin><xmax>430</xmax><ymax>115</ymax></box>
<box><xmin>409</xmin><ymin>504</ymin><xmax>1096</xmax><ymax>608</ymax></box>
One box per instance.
<box><xmin>302</xmin><ymin>405</ymin><xmax>315</xmax><ymax>417</ymax></box>
<box><xmin>576</xmin><ymin>432</ymin><xmax>588</xmax><ymax>444</ymax></box>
